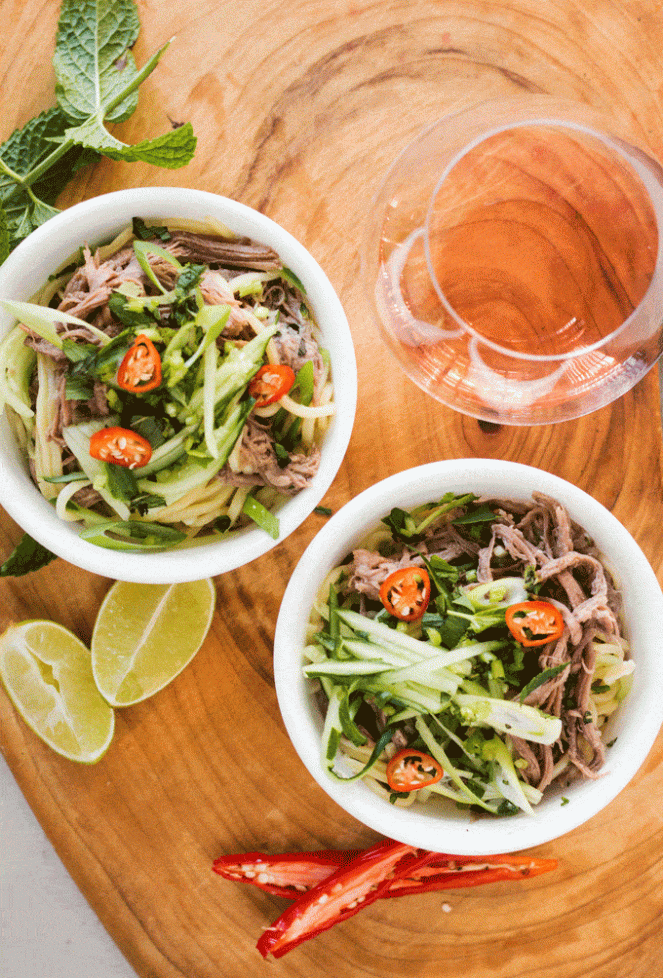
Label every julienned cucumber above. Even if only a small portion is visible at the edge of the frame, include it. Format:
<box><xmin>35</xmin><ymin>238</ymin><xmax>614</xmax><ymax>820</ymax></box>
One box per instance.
<box><xmin>139</xmin><ymin>398</ymin><xmax>253</xmax><ymax>506</ymax></box>
<box><xmin>136</xmin><ymin>426</ymin><xmax>193</xmax><ymax>476</ymax></box>
<box><xmin>79</xmin><ymin>520</ymin><xmax>187</xmax><ymax>551</ymax></box>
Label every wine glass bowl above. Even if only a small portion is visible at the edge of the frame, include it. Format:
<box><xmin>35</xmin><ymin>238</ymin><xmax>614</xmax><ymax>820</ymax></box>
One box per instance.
<box><xmin>363</xmin><ymin>97</ymin><xmax>663</xmax><ymax>425</ymax></box>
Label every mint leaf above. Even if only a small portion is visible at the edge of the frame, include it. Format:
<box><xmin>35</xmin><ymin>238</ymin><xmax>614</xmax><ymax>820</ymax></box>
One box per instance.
<box><xmin>0</xmin><ymin>0</ymin><xmax>196</xmax><ymax>263</ymax></box>
<box><xmin>519</xmin><ymin>663</ymin><xmax>568</xmax><ymax>703</ymax></box>
<box><xmin>1</xmin><ymin>533</ymin><xmax>58</xmax><ymax>576</ymax></box>
<box><xmin>0</xmin><ymin>206</ymin><xmax>8</xmax><ymax>264</ymax></box>
<box><xmin>64</xmin><ymin>118</ymin><xmax>197</xmax><ymax>169</ymax></box>
<box><xmin>54</xmin><ymin>1</ymin><xmax>195</xmax><ymax>169</ymax></box>
<box><xmin>54</xmin><ymin>0</ymin><xmax>142</xmax><ymax>124</ymax></box>
<box><xmin>0</xmin><ymin>107</ymin><xmax>97</xmax><ymax>251</ymax></box>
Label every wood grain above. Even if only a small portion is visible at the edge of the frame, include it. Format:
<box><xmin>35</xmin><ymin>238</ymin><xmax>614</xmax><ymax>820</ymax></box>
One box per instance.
<box><xmin>2</xmin><ymin>1</ymin><xmax>663</xmax><ymax>976</ymax></box>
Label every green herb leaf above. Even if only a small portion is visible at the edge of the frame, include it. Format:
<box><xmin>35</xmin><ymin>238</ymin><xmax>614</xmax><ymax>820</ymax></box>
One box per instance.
<box><xmin>0</xmin><ymin>533</ymin><xmax>58</xmax><ymax>576</ymax></box>
<box><xmin>54</xmin><ymin>0</ymin><xmax>142</xmax><ymax>124</ymax></box>
<box><xmin>53</xmin><ymin>0</ymin><xmax>195</xmax><ymax>168</ymax></box>
<box><xmin>273</xmin><ymin>442</ymin><xmax>291</xmax><ymax>469</ymax></box>
<box><xmin>105</xmin><ymin>462</ymin><xmax>139</xmax><ymax>502</ymax></box>
<box><xmin>62</xmin><ymin>338</ymin><xmax>97</xmax><ymax>363</ymax></box>
<box><xmin>129</xmin><ymin>415</ymin><xmax>166</xmax><ymax>448</ymax></box>
<box><xmin>417</xmin><ymin>552</ymin><xmax>459</xmax><ymax>613</ymax></box>
<box><xmin>65</xmin><ymin>328</ymin><xmax>133</xmax><ymax>389</ymax></box>
<box><xmin>452</xmin><ymin>504</ymin><xmax>497</xmax><ymax>526</ymax></box>
<box><xmin>519</xmin><ymin>663</ymin><xmax>568</xmax><ymax>703</ymax></box>
<box><xmin>0</xmin><ymin>1</ymin><xmax>196</xmax><ymax>263</ymax></box>
<box><xmin>61</xmin><ymin>95</ymin><xmax>196</xmax><ymax>169</ymax></box>
<box><xmin>131</xmin><ymin>492</ymin><xmax>167</xmax><ymax>515</ymax></box>
<box><xmin>0</xmin><ymin>205</ymin><xmax>9</xmax><ymax>264</ymax></box>
<box><xmin>0</xmin><ymin>108</ymin><xmax>97</xmax><ymax>252</ymax></box>
<box><xmin>381</xmin><ymin>506</ymin><xmax>419</xmax><ymax>541</ymax></box>
<box><xmin>132</xmin><ymin>217</ymin><xmax>171</xmax><ymax>241</ymax></box>
<box><xmin>108</xmin><ymin>292</ymin><xmax>156</xmax><ymax>329</ymax></box>
<box><xmin>65</xmin><ymin>374</ymin><xmax>95</xmax><ymax>400</ymax></box>
<box><xmin>176</xmin><ymin>263</ymin><xmax>205</xmax><ymax>292</ymax></box>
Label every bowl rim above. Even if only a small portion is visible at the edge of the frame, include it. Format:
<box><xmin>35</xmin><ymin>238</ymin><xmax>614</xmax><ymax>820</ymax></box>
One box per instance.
<box><xmin>0</xmin><ymin>187</ymin><xmax>357</xmax><ymax>582</ymax></box>
<box><xmin>274</xmin><ymin>458</ymin><xmax>663</xmax><ymax>854</ymax></box>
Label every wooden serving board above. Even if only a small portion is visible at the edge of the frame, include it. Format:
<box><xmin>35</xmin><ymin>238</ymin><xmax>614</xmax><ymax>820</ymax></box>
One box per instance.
<box><xmin>2</xmin><ymin>1</ymin><xmax>663</xmax><ymax>975</ymax></box>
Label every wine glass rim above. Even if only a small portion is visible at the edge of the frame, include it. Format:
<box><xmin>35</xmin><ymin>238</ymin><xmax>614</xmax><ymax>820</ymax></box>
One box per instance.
<box><xmin>423</xmin><ymin>114</ymin><xmax>663</xmax><ymax>364</ymax></box>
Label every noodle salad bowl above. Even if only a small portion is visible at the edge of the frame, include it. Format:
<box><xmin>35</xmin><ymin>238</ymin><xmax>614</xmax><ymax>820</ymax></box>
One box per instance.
<box><xmin>274</xmin><ymin>460</ymin><xmax>663</xmax><ymax>855</ymax></box>
<box><xmin>0</xmin><ymin>188</ymin><xmax>356</xmax><ymax>583</ymax></box>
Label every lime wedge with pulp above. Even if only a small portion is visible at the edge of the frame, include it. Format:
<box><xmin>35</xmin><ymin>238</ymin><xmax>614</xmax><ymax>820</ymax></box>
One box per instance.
<box><xmin>0</xmin><ymin>620</ymin><xmax>115</xmax><ymax>763</ymax></box>
<box><xmin>91</xmin><ymin>579</ymin><xmax>216</xmax><ymax>707</ymax></box>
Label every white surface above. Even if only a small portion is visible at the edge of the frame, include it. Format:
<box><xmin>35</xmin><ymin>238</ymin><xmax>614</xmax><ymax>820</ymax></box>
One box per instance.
<box><xmin>0</xmin><ymin>752</ymin><xmax>136</xmax><ymax>978</ymax></box>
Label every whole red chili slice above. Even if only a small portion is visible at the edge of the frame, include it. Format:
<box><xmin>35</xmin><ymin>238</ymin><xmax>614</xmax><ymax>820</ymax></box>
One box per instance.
<box><xmin>89</xmin><ymin>426</ymin><xmax>153</xmax><ymax>469</ymax></box>
<box><xmin>505</xmin><ymin>601</ymin><xmax>564</xmax><ymax>647</ymax></box>
<box><xmin>248</xmin><ymin>363</ymin><xmax>296</xmax><ymax>407</ymax></box>
<box><xmin>379</xmin><ymin>566</ymin><xmax>431</xmax><ymax>622</ymax></box>
<box><xmin>117</xmin><ymin>333</ymin><xmax>162</xmax><ymax>392</ymax></box>
<box><xmin>386</xmin><ymin>749</ymin><xmax>443</xmax><ymax>791</ymax></box>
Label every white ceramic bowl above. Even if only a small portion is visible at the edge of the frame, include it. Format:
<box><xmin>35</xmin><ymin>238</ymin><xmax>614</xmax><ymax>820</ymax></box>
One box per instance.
<box><xmin>0</xmin><ymin>188</ymin><xmax>356</xmax><ymax>582</ymax></box>
<box><xmin>274</xmin><ymin>459</ymin><xmax>663</xmax><ymax>854</ymax></box>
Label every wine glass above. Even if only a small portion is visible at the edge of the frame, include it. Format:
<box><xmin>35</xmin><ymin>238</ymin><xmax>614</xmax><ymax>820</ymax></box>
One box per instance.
<box><xmin>362</xmin><ymin>96</ymin><xmax>663</xmax><ymax>425</ymax></box>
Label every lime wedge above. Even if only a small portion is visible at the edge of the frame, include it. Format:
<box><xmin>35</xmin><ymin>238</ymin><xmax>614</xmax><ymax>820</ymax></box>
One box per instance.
<box><xmin>0</xmin><ymin>620</ymin><xmax>115</xmax><ymax>763</ymax></box>
<box><xmin>91</xmin><ymin>579</ymin><xmax>216</xmax><ymax>707</ymax></box>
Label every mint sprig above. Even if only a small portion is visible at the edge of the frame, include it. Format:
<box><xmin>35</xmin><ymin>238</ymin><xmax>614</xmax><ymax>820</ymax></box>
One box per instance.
<box><xmin>0</xmin><ymin>0</ymin><xmax>196</xmax><ymax>256</ymax></box>
<box><xmin>54</xmin><ymin>0</ymin><xmax>195</xmax><ymax>165</ymax></box>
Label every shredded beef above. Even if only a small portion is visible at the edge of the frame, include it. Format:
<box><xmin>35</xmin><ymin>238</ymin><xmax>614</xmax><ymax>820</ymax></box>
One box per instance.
<box><xmin>346</xmin><ymin>549</ymin><xmax>426</xmax><ymax>601</ymax></box>
<box><xmin>165</xmin><ymin>231</ymin><xmax>281</xmax><ymax>270</ymax></box>
<box><xmin>273</xmin><ymin>324</ymin><xmax>327</xmax><ymax>397</ymax></box>
<box><xmin>219</xmin><ymin>417</ymin><xmax>320</xmax><ymax>496</ymax></box>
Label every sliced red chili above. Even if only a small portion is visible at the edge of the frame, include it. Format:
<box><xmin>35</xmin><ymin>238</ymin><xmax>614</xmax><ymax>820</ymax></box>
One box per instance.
<box><xmin>505</xmin><ymin>601</ymin><xmax>564</xmax><ymax>647</ymax></box>
<box><xmin>248</xmin><ymin>363</ymin><xmax>296</xmax><ymax>407</ymax></box>
<box><xmin>117</xmin><ymin>333</ymin><xmax>162</xmax><ymax>392</ymax></box>
<box><xmin>386</xmin><ymin>749</ymin><xmax>443</xmax><ymax>792</ymax></box>
<box><xmin>214</xmin><ymin>845</ymin><xmax>558</xmax><ymax>906</ymax></box>
<box><xmin>384</xmin><ymin>851</ymin><xmax>559</xmax><ymax>896</ymax></box>
<box><xmin>212</xmin><ymin>850</ymin><xmax>358</xmax><ymax>899</ymax></box>
<box><xmin>88</xmin><ymin>426</ymin><xmax>153</xmax><ymax>469</ymax></box>
<box><xmin>379</xmin><ymin>566</ymin><xmax>431</xmax><ymax>621</ymax></box>
<box><xmin>256</xmin><ymin>839</ymin><xmax>421</xmax><ymax>958</ymax></box>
